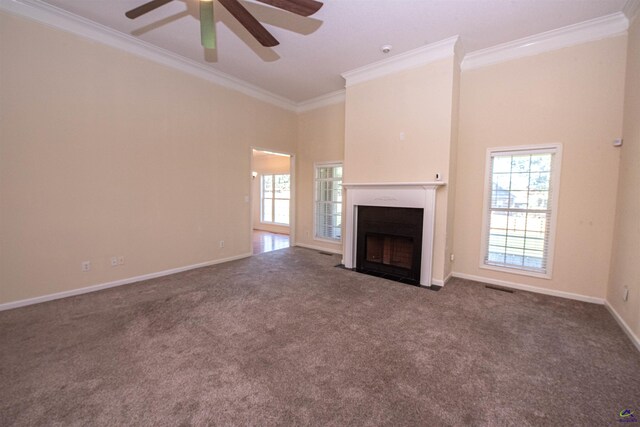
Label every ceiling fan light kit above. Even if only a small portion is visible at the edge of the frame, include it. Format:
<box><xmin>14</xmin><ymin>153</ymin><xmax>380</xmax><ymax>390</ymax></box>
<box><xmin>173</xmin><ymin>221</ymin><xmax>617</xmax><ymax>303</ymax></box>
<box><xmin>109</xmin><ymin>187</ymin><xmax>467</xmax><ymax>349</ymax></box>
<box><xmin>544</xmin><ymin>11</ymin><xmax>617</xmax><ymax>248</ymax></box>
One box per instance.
<box><xmin>200</xmin><ymin>0</ymin><xmax>216</xmax><ymax>49</ymax></box>
<box><xmin>125</xmin><ymin>0</ymin><xmax>323</xmax><ymax>50</ymax></box>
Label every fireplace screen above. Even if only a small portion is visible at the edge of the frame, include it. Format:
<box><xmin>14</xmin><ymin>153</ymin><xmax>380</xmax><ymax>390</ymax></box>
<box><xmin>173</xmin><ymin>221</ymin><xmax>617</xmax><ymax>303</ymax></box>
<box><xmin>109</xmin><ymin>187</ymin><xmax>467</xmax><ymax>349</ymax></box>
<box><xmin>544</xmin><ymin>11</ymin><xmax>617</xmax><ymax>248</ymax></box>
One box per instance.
<box><xmin>365</xmin><ymin>234</ymin><xmax>414</xmax><ymax>270</ymax></box>
<box><xmin>355</xmin><ymin>206</ymin><xmax>423</xmax><ymax>284</ymax></box>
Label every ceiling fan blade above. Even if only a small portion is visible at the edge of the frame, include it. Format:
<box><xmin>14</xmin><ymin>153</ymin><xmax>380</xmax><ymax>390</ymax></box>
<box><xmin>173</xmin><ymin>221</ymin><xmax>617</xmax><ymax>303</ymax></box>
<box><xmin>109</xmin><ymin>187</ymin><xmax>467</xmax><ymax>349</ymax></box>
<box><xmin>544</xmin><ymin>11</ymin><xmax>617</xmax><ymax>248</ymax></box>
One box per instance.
<box><xmin>218</xmin><ymin>0</ymin><xmax>279</xmax><ymax>47</ymax></box>
<box><xmin>200</xmin><ymin>0</ymin><xmax>216</xmax><ymax>49</ymax></box>
<box><xmin>125</xmin><ymin>0</ymin><xmax>174</xmax><ymax>19</ymax></box>
<box><xmin>255</xmin><ymin>0</ymin><xmax>323</xmax><ymax>17</ymax></box>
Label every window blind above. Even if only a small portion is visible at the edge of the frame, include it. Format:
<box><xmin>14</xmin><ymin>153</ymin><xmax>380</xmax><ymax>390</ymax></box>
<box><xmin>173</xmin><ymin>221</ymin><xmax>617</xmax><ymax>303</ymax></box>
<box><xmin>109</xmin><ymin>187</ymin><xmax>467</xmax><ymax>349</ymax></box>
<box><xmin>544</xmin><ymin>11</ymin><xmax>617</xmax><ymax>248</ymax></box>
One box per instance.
<box><xmin>483</xmin><ymin>148</ymin><xmax>557</xmax><ymax>274</ymax></box>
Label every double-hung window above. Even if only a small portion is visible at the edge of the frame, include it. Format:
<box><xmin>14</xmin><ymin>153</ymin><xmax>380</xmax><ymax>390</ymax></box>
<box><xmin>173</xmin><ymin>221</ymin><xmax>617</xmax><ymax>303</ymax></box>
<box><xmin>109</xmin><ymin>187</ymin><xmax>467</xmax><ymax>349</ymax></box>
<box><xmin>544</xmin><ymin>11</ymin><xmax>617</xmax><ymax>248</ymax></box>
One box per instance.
<box><xmin>315</xmin><ymin>163</ymin><xmax>342</xmax><ymax>241</ymax></box>
<box><xmin>261</xmin><ymin>174</ymin><xmax>290</xmax><ymax>225</ymax></box>
<box><xmin>481</xmin><ymin>145</ymin><xmax>562</xmax><ymax>278</ymax></box>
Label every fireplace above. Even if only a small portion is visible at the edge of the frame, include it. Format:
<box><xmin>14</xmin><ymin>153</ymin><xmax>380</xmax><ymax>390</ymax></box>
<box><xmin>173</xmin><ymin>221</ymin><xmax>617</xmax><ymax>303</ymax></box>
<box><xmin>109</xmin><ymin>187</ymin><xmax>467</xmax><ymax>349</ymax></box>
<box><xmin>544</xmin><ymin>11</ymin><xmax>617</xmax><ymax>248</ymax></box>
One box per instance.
<box><xmin>342</xmin><ymin>182</ymin><xmax>444</xmax><ymax>287</ymax></box>
<box><xmin>356</xmin><ymin>206</ymin><xmax>423</xmax><ymax>284</ymax></box>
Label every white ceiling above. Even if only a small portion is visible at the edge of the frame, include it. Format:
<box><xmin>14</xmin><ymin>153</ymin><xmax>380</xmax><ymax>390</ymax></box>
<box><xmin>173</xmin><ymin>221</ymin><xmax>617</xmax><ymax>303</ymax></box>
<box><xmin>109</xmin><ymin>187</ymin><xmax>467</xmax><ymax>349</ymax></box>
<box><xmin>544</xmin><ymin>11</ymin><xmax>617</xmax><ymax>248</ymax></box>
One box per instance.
<box><xmin>37</xmin><ymin>0</ymin><xmax>629</xmax><ymax>103</ymax></box>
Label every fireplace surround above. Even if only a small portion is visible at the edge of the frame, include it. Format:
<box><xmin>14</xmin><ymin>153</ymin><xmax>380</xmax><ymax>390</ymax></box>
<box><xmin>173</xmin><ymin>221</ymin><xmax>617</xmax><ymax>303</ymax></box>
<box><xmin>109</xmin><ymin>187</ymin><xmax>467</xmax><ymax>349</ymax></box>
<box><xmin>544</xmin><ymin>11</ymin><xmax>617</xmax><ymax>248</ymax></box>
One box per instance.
<box><xmin>342</xmin><ymin>182</ymin><xmax>445</xmax><ymax>287</ymax></box>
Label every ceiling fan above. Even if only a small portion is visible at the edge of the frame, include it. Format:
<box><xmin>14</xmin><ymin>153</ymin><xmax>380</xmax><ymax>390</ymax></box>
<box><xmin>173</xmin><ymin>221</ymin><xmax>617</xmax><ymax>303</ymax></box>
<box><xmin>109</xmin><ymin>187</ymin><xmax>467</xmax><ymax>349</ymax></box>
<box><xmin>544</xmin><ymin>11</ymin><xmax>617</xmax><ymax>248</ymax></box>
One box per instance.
<box><xmin>125</xmin><ymin>0</ymin><xmax>323</xmax><ymax>49</ymax></box>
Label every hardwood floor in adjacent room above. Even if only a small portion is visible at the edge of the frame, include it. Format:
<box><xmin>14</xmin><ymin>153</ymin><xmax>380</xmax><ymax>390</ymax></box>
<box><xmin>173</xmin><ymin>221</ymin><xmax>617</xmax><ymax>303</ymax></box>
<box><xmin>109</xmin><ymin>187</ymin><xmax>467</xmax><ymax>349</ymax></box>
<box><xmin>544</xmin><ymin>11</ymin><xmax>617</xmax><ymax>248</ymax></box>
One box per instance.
<box><xmin>252</xmin><ymin>230</ymin><xmax>289</xmax><ymax>254</ymax></box>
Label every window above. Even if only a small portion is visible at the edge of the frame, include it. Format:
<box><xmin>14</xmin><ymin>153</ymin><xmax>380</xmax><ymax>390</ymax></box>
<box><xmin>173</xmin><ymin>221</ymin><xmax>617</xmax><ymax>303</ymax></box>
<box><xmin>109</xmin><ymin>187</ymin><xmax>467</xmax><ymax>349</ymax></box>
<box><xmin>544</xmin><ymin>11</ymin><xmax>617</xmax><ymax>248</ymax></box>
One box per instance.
<box><xmin>315</xmin><ymin>163</ymin><xmax>342</xmax><ymax>241</ymax></box>
<box><xmin>481</xmin><ymin>145</ymin><xmax>561</xmax><ymax>278</ymax></box>
<box><xmin>261</xmin><ymin>174</ymin><xmax>290</xmax><ymax>225</ymax></box>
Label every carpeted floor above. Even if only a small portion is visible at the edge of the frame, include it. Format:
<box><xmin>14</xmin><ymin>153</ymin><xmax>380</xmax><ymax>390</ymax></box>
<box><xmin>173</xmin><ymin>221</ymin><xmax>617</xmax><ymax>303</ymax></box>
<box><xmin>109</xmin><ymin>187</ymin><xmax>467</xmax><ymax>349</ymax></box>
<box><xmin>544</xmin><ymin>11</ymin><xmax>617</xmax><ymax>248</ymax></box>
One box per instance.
<box><xmin>1</xmin><ymin>247</ymin><xmax>638</xmax><ymax>426</ymax></box>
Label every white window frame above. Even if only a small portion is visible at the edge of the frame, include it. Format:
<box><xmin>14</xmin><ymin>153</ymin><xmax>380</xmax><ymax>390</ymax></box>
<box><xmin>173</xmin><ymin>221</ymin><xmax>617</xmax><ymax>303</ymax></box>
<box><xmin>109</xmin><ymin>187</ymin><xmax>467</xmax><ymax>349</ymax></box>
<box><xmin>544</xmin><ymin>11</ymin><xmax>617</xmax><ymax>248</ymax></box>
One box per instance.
<box><xmin>479</xmin><ymin>144</ymin><xmax>562</xmax><ymax>279</ymax></box>
<box><xmin>314</xmin><ymin>162</ymin><xmax>343</xmax><ymax>243</ymax></box>
<box><xmin>260</xmin><ymin>173</ymin><xmax>291</xmax><ymax>226</ymax></box>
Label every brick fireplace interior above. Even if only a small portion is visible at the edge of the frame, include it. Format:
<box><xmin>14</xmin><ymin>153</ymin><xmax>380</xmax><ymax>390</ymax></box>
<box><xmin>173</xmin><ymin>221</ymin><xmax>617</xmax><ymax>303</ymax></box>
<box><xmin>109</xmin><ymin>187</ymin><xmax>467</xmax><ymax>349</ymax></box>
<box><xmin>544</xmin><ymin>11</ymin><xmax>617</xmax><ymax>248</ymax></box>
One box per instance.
<box><xmin>356</xmin><ymin>206</ymin><xmax>424</xmax><ymax>285</ymax></box>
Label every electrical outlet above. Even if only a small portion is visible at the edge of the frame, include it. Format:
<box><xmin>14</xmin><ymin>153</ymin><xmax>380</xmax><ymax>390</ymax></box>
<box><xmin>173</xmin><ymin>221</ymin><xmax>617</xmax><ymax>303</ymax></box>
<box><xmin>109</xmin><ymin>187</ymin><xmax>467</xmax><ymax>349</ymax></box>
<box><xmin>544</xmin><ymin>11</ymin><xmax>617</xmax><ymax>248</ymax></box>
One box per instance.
<box><xmin>81</xmin><ymin>261</ymin><xmax>91</xmax><ymax>272</ymax></box>
<box><xmin>450</xmin><ymin>253</ymin><xmax>455</xmax><ymax>262</ymax></box>
<box><xmin>623</xmin><ymin>286</ymin><xmax>629</xmax><ymax>302</ymax></box>
<box><xmin>219</xmin><ymin>240</ymin><xmax>224</xmax><ymax>248</ymax></box>
<box><xmin>111</xmin><ymin>256</ymin><xmax>125</xmax><ymax>267</ymax></box>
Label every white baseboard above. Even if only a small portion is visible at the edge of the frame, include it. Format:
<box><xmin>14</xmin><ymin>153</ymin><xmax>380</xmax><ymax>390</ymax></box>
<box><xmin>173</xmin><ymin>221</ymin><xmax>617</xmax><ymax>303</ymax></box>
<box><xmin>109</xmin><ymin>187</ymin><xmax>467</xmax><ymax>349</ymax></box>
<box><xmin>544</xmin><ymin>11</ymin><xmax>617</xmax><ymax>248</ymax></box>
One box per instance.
<box><xmin>0</xmin><ymin>253</ymin><xmax>252</xmax><ymax>312</ymax></box>
<box><xmin>451</xmin><ymin>272</ymin><xmax>605</xmax><ymax>305</ymax></box>
<box><xmin>431</xmin><ymin>272</ymin><xmax>453</xmax><ymax>287</ymax></box>
<box><xmin>451</xmin><ymin>272</ymin><xmax>639</xmax><ymax>352</ymax></box>
<box><xmin>604</xmin><ymin>301</ymin><xmax>640</xmax><ymax>352</ymax></box>
<box><xmin>295</xmin><ymin>243</ymin><xmax>343</xmax><ymax>255</ymax></box>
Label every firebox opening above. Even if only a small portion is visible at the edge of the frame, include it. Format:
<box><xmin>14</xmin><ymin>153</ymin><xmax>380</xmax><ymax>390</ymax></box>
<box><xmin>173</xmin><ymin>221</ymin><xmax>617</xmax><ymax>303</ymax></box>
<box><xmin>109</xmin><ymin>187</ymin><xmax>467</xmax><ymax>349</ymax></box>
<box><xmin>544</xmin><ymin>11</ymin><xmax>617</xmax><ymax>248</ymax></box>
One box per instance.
<box><xmin>356</xmin><ymin>206</ymin><xmax>423</xmax><ymax>286</ymax></box>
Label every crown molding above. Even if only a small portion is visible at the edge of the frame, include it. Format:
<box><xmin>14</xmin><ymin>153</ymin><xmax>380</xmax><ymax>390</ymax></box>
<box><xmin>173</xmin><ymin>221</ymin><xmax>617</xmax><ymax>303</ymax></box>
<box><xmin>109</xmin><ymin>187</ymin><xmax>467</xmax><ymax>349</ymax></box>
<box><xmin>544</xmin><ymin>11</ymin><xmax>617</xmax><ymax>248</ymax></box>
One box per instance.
<box><xmin>462</xmin><ymin>12</ymin><xmax>629</xmax><ymax>71</ymax></box>
<box><xmin>0</xmin><ymin>0</ymin><xmax>298</xmax><ymax>112</ymax></box>
<box><xmin>1</xmin><ymin>0</ymin><xmax>634</xmax><ymax>109</ymax></box>
<box><xmin>296</xmin><ymin>90</ymin><xmax>345</xmax><ymax>113</ymax></box>
<box><xmin>341</xmin><ymin>36</ymin><xmax>460</xmax><ymax>88</ymax></box>
<box><xmin>624</xmin><ymin>0</ymin><xmax>640</xmax><ymax>22</ymax></box>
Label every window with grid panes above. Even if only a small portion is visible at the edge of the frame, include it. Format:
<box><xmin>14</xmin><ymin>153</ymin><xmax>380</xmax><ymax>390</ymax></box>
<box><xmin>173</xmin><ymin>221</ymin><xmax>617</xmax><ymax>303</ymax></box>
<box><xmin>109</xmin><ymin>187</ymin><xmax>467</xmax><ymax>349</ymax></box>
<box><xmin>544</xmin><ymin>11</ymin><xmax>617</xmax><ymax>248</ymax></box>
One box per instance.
<box><xmin>261</xmin><ymin>174</ymin><xmax>290</xmax><ymax>225</ymax></box>
<box><xmin>315</xmin><ymin>164</ymin><xmax>342</xmax><ymax>241</ymax></box>
<box><xmin>482</xmin><ymin>146</ymin><xmax>561</xmax><ymax>277</ymax></box>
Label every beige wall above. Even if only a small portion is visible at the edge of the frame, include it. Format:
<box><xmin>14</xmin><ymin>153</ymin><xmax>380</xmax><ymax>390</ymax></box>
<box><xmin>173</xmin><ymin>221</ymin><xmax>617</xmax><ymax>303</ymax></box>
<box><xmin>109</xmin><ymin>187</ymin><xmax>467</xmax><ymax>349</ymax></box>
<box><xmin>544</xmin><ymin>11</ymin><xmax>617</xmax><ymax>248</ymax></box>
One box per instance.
<box><xmin>0</xmin><ymin>12</ymin><xmax>297</xmax><ymax>304</ymax></box>
<box><xmin>2</xmin><ymin>6</ymin><xmax>636</xmax><ymax>316</ymax></box>
<box><xmin>608</xmin><ymin>15</ymin><xmax>640</xmax><ymax>338</ymax></box>
<box><xmin>444</xmin><ymin>58</ymin><xmax>461</xmax><ymax>280</ymax></box>
<box><xmin>343</xmin><ymin>59</ymin><xmax>455</xmax><ymax>184</ymax></box>
<box><xmin>343</xmin><ymin>58</ymin><xmax>458</xmax><ymax>282</ymax></box>
<box><xmin>454</xmin><ymin>35</ymin><xmax>626</xmax><ymax>299</ymax></box>
<box><xmin>251</xmin><ymin>153</ymin><xmax>291</xmax><ymax>235</ymax></box>
<box><xmin>295</xmin><ymin>103</ymin><xmax>345</xmax><ymax>253</ymax></box>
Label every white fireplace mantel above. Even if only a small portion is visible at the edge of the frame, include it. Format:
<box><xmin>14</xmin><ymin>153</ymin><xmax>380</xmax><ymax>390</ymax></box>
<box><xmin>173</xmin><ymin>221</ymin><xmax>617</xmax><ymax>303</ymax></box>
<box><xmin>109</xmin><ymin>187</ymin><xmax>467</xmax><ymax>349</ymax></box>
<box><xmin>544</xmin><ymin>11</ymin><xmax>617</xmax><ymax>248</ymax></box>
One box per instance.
<box><xmin>342</xmin><ymin>182</ymin><xmax>445</xmax><ymax>287</ymax></box>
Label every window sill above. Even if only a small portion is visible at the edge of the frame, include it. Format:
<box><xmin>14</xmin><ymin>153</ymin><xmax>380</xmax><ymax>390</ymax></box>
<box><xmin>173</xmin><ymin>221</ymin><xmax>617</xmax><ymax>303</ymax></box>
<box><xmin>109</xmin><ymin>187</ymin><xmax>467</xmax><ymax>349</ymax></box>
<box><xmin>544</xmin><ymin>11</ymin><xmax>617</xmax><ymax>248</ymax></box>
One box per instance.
<box><xmin>314</xmin><ymin>236</ymin><xmax>342</xmax><ymax>244</ymax></box>
<box><xmin>479</xmin><ymin>263</ymin><xmax>551</xmax><ymax>280</ymax></box>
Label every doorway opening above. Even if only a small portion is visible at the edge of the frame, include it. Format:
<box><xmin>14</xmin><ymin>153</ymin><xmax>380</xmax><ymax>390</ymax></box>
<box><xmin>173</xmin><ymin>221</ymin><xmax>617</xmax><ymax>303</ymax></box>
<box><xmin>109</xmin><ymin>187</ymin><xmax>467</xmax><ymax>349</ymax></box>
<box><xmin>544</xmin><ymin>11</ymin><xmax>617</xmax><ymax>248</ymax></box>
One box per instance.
<box><xmin>251</xmin><ymin>148</ymin><xmax>293</xmax><ymax>254</ymax></box>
